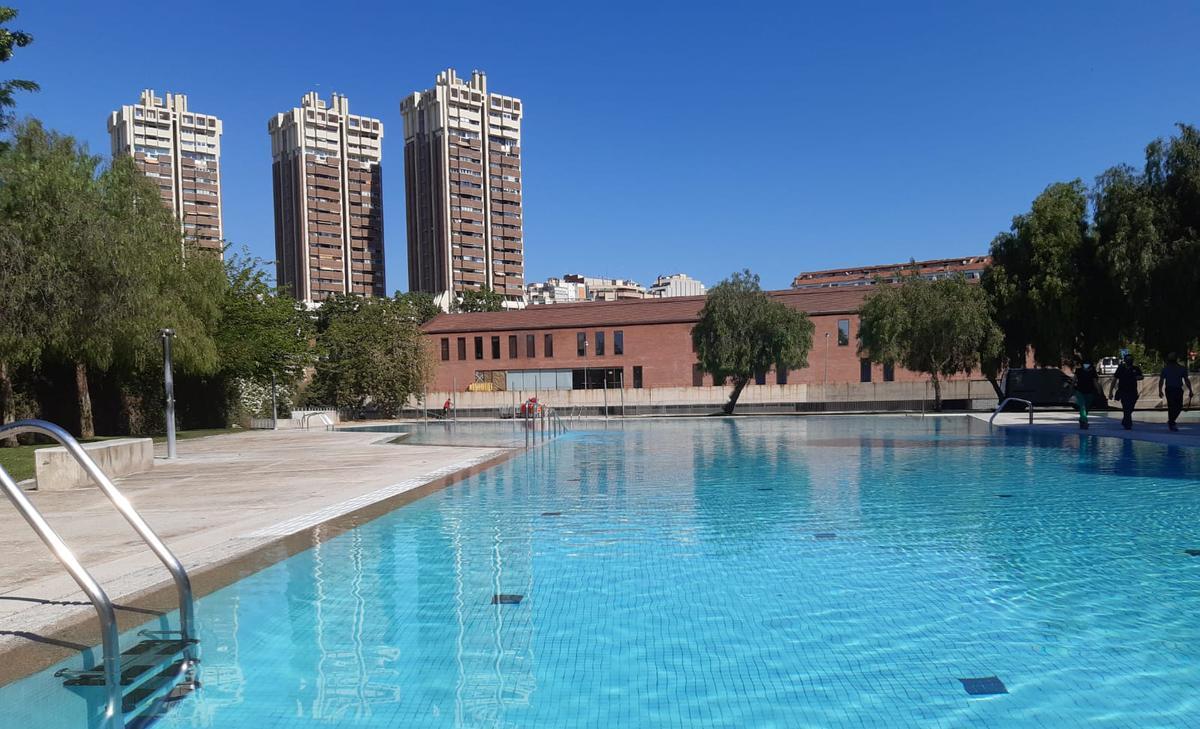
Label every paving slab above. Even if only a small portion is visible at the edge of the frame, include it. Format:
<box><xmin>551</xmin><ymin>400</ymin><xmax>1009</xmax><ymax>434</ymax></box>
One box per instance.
<box><xmin>0</xmin><ymin>429</ymin><xmax>511</xmax><ymax>684</ymax></box>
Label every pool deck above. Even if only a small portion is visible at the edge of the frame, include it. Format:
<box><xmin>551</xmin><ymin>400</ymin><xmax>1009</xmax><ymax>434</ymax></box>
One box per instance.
<box><xmin>979</xmin><ymin>409</ymin><xmax>1200</xmax><ymax>447</ymax></box>
<box><xmin>0</xmin><ymin>428</ymin><xmax>512</xmax><ymax>685</ymax></box>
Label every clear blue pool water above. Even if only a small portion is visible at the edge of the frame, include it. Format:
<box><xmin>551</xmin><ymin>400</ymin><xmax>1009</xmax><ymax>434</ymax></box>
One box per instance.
<box><xmin>5</xmin><ymin>416</ymin><xmax>1200</xmax><ymax>728</ymax></box>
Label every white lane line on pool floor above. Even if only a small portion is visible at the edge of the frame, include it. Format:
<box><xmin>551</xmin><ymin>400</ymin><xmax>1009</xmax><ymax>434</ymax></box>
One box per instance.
<box><xmin>247</xmin><ymin>450</ymin><xmax>505</xmax><ymax>538</ymax></box>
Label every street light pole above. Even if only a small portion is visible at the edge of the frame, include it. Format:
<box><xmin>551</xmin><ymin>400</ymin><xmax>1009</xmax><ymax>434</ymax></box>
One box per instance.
<box><xmin>271</xmin><ymin>368</ymin><xmax>278</xmax><ymax>430</ymax></box>
<box><xmin>824</xmin><ymin>332</ymin><xmax>830</xmax><ymax>387</ymax></box>
<box><xmin>160</xmin><ymin>329</ymin><xmax>177</xmax><ymax>459</ymax></box>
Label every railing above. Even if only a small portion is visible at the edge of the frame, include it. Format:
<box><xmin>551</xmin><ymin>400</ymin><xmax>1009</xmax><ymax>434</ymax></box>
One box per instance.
<box><xmin>0</xmin><ymin>419</ymin><xmax>199</xmax><ymax>729</ymax></box>
<box><xmin>989</xmin><ymin>397</ymin><xmax>1034</xmax><ymax>426</ymax></box>
<box><xmin>300</xmin><ymin>412</ymin><xmax>334</xmax><ymax>431</ymax></box>
<box><xmin>521</xmin><ymin>402</ymin><xmax>569</xmax><ymax>445</ymax></box>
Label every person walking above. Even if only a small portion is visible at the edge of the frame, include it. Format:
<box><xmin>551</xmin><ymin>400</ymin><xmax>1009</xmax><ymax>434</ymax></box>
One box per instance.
<box><xmin>1158</xmin><ymin>353</ymin><xmax>1193</xmax><ymax>432</ymax></box>
<box><xmin>1108</xmin><ymin>353</ymin><xmax>1144</xmax><ymax>430</ymax></box>
<box><xmin>1072</xmin><ymin>360</ymin><xmax>1099</xmax><ymax>429</ymax></box>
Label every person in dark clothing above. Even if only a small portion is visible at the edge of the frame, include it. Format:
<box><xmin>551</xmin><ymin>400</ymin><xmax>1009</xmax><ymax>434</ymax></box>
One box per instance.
<box><xmin>1158</xmin><ymin>353</ymin><xmax>1193</xmax><ymax>432</ymax></box>
<box><xmin>1108</xmin><ymin>354</ymin><xmax>1144</xmax><ymax>430</ymax></box>
<box><xmin>1072</xmin><ymin>360</ymin><xmax>1100</xmax><ymax>429</ymax></box>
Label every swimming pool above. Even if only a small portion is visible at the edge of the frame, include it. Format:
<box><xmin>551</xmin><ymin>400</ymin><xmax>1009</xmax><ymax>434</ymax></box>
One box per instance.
<box><xmin>5</xmin><ymin>416</ymin><xmax>1200</xmax><ymax>727</ymax></box>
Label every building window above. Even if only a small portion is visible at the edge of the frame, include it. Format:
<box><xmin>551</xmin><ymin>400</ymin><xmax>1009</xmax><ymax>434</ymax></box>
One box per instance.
<box><xmin>633</xmin><ymin>366</ymin><xmax>643</xmax><ymax>389</ymax></box>
<box><xmin>693</xmin><ymin>364</ymin><xmax>704</xmax><ymax>387</ymax></box>
<box><xmin>440</xmin><ymin>338</ymin><xmax>450</xmax><ymax>361</ymax></box>
<box><xmin>595</xmin><ymin>331</ymin><xmax>605</xmax><ymax>356</ymax></box>
<box><xmin>474</xmin><ymin>337</ymin><xmax>483</xmax><ymax>360</ymax></box>
<box><xmin>776</xmin><ymin>367</ymin><xmax>788</xmax><ymax>385</ymax></box>
<box><xmin>755</xmin><ymin>370</ymin><xmax>766</xmax><ymax>385</ymax></box>
<box><xmin>526</xmin><ymin>334</ymin><xmax>535</xmax><ymax>358</ymax></box>
<box><xmin>545</xmin><ymin>333</ymin><xmax>554</xmax><ymax>357</ymax></box>
<box><xmin>577</xmin><ymin>332</ymin><xmax>587</xmax><ymax>356</ymax></box>
<box><xmin>883</xmin><ymin>362</ymin><xmax>895</xmax><ymax>382</ymax></box>
<box><xmin>457</xmin><ymin>337</ymin><xmax>467</xmax><ymax>361</ymax></box>
<box><xmin>614</xmin><ymin>331</ymin><xmax>624</xmax><ymax>355</ymax></box>
<box><xmin>491</xmin><ymin>336</ymin><xmax>501</xmax><ymax>359</ymax></box>
<box><xmin>837</xmin><ymin>319</ymin><xmax>850</xmax><ymax>346</ymax></box>
<box><xmin>508</xmin><ymin>335</ymin><xmax>518</xmax><ymax>359</ymax></box>
<box><xmin>860</xmin><ymin>358</ymin><xmax>872</xmax><ymax>383</ymax></box>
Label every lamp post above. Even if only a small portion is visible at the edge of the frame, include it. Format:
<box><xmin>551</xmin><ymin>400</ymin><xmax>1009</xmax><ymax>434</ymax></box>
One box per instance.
<box><xmin>159</xmin><ymin>328</ymin><xmax>177</xmax><ymax>459</ymax></box>
<box><xmin>824</xmin><ymin>331</ymin><xmax>830</xmax><ymax>387</ymax></box>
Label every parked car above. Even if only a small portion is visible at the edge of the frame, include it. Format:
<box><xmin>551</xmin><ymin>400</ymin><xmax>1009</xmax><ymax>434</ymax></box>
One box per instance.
<box><xmin>1002</xmin><ymin>368</ymin><xmax>1110</xmax><ymax>409</ymax></box>
<box><xmin>1002</xmin><ymin>368</ymin><xmax>1074</xmax><ymax>406</ymax></box>
<box><xmin>1098</xmin><ymin>356</ymin><xmax>1120</xmax><ymax>376</ymax></box>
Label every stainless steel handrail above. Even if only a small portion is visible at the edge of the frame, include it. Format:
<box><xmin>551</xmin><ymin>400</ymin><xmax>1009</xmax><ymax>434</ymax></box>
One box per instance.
<box><xmin>0</xmin><ymin>462</ymin><xmax>124</xmax><ymax>729</ymax></box>
<box><xmin>300</xmin><ymin>411</ymin><xmax>334</xmax><ymax>431</ymax></box>
<box><xmin>989</xmin><ymin>397</ymin><xmax>1034</xmax><ymax>426</ymax></box>
<box><xmin>0</xmin><ymin>421</ymin><xmax>196</xmax><ymax>644</ymax></box>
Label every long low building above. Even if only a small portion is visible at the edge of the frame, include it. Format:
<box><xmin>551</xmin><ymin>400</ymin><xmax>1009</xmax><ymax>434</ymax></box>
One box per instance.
<box><xmin>422</xmin><ymin>288</ymin><xmax>935</xmax><ymax>393</ymax></box>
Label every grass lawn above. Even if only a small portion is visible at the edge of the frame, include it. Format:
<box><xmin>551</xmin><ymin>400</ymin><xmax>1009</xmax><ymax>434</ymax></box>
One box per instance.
<box><xmin>0</xmin><ymin>427</ymin><xmax>242</xmax><ymax>484</ymax></box>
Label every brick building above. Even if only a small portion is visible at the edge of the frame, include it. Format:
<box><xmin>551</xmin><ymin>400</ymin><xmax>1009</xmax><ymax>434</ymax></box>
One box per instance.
<box><xmin>423</xmin><ymin>288</ymin><xmax>929</xmax><ymax>393</ymax></box>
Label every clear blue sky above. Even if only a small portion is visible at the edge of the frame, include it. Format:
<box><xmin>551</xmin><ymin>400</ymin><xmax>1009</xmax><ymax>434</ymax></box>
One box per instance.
<box><xmin>9</xmin><ymin>1</ymin><xmax>1200</xmax><ymax>291</ymax></box>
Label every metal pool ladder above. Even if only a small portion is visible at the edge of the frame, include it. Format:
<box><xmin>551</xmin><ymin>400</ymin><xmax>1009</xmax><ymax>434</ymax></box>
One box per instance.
<box><xmin>989</xmin><ymin>397</ymin><xmax>1035</xmax><ymax>426</ymax></box>
<box><xmin>0</xmin><ymin>419</ymin><xmax>199</xmax><ymax>729</ymax></box>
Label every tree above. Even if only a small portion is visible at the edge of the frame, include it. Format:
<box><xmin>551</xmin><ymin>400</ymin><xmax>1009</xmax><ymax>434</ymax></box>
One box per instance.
<box><xmin>215</xmin><ymin>251</ymin><xmax>314</xmax><ymax>418</ymax></box>
<box><xmin>394</xmin><ymin>290</ymin><xmax>441</xmax><ymax>323</ymax></box>
<box><xmin>858</xmin><ymin>274</ymin><xmax>1002</xmax><ymax>410</ymax></box>
<box><xmin>982</xmin><ymin>181</ymin><xmax>1115</xmax><ymax>368</ymax></box>
<box><xmin>691</xmin><ymin>269</ymin><xmax>813</xmax><ymax>414</ymax></box>
<box><xmin>0</xmin><ymin>7</ymin><xmax>36</xmax><ymax>137</ymax></box>
<box><xmin>1093</xmin><ymin>124</ymin><xmax>1200</xmax><ymax>355</ymax></box>
<box><xmin>308</xmin><ymin>296</ymin><xmax>432</xmax><ymax>415</ymax></box>
<box><xmin>457</xmin><ymin>286</ymin><xmax>504</xmax><ymax>313</ymax></box>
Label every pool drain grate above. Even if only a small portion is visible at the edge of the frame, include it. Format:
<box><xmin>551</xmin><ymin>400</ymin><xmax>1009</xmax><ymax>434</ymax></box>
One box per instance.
<box><xmin>492</xmin><ymin>594</ymin><xmax>524</xmax><ymax>605</ymax></box>
<box><xmin>1185</xmin><ymin>549</ymin><xmax>1200</xmax><ymax>557</ymax></box>
<box><xmin>996</xmin><ymin>494</ymin><xmax>1015</xmax><ymax>498</ymax></box>
<box><xmin>541</xmin><ymin>512</ymin><xmax>563</xmax><ymax>517</ymax></box>
<box><xmin>814</xmin><ymin>533</ymin><xmax>837</xmax><ymax>540</ymax></box>
<box><xmin>958</xmin><ymin>676</ymin><xmax>1007</xmax><ymax>696</ymax></box>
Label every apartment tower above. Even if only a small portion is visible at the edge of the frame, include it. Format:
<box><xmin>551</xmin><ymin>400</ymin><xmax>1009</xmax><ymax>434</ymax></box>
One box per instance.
<box><xmin>108</xmin><ymin>90</ymin><xmax>224</xmax><ymax>252</ymax></box>
<box><xmin>401</xmin><ymin>69</ymin><xmax>524</xmax><ymax>306</ymax></box>
<box><xmin>268</xmin><ymin>92</ymin><xmax>385</xmax><ymax>303</ymax></box>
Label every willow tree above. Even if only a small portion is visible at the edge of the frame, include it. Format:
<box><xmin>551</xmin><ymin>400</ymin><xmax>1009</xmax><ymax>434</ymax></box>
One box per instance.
<box><xmin>692</xmin><ymin>269</ymin><xmax>814</xmax><ymax>414</ymax></box>
<box><xmin>858</xmin><ymin>274</ymin><xmax>1001</xmax><ymax>410</ymax></box>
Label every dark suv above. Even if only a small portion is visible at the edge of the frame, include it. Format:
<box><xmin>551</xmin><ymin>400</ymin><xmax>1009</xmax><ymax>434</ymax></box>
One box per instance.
<box><xmin>1001</xmin><ymin>368</ymin><xmax>1074</xmax><ymax>406</ymax></box>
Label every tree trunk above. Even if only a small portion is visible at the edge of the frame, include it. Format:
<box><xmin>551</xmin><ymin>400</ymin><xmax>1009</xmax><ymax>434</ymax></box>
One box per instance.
<box><xmin>723</xmin><ymin>376</ymin><xmax>749</xmax><ymax>415</ymax></box>
<box><xmin>0</xmin><ymin>360</ymin><xmax>16</xmax><ymax>448</ymax></box>
<box><xmin>985</xmin><ymin>374</ymin><xmax>1004</xmax><ymax>400</ymax></box>
<box><xmin>931</xmin><ymin>374</ymin><xmax>943</xmax><ymax>412</ymax></box>
<box><xmin>76</xmin><ymin>362</ymin><xmax>95</xmax><ymax>440</ymax></box>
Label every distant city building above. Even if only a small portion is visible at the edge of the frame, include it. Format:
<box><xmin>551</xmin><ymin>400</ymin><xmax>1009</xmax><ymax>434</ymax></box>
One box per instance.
<box><xmin>108</xmin><ymin>89</ymin><xmax>224</xmax><ymax>253</ymax></box>
<box><xmin>402</xmin><ymin>69</ymin><xmax>524</xmax><ymax>307</ymax></box>
<box><xmin>526</xmin><ymin>277</ymin><xmax>586</xmax><ymax>306</ymax></box>
<box><xmin>791</xmin><ymin>256</ymin><xmax>990</xmax><ymax>289</ymax></box>
<box><xmin>648</xmin><ymin>273</ymin><xmax>706</xmax><ymax>298</ymax></box>
<box><xmin>562</xmin><ymin>274</ymin><xmax>646</xmax><ymax>302</ymax></box>
<box><xmin>268</xmin><ymin>92</ymin><xmax>385</xmax><ymax>303</ymax></box>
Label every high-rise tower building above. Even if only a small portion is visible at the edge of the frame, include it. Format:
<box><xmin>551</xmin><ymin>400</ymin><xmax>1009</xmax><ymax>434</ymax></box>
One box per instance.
<box><xmin>108</xmin><ymin>89</ymin><xmax>224</xmax><ymax>252</ymax></box>
<box><xmin>401</xmin><ymin>69</ymin><xmax>524</xmax><ymax>306</ymax></box>
<box><xmin>268</xmin><ymin>92</ymin><xmax>385</xmax><ymax>303</ymax></box>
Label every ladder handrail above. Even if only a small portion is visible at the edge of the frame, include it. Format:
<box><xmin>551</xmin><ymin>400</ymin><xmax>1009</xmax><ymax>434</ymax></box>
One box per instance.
<box><xmin>0</xmin><ymin>462</ymin><xmax>124</xmax><ymax>729</ymax></box>
<box><xmin>300</xmin><ymin>411</ymin><xmax>334</xmax><ymax>430</ymax></box>
<box><xmin>0</xmin><ymin>421</ymin><xmax>196</xmax><ymax>644</ymax></box>
<box><xmin>989</xmin><ymin>397</ymin><xmax>1034</xmax><ymax>426</ymax></box>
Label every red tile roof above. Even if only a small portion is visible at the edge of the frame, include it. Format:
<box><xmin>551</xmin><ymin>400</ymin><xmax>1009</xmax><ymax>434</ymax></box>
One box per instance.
<box><xmin>422</xmin><ymin>288</ymin><xmax>872</xmax><ymax>334</ymax></box>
